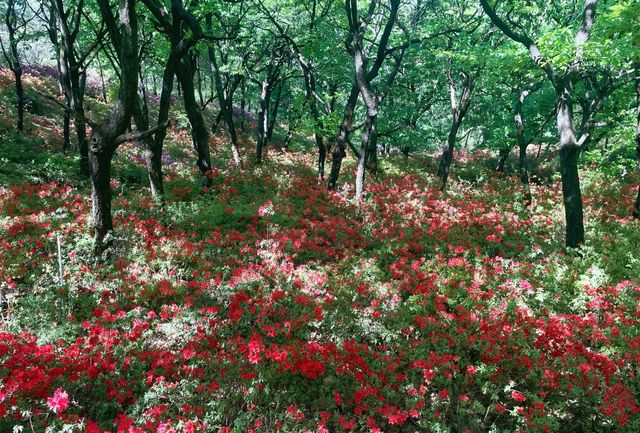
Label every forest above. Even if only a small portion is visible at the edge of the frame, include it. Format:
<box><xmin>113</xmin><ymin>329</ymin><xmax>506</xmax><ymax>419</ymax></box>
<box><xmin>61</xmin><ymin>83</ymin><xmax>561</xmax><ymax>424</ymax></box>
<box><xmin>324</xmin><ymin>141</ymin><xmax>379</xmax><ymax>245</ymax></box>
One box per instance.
<box><xmin>0</xmin><ymin>0</ymin><xmax>639</xmax><ymax>432</ymax></box>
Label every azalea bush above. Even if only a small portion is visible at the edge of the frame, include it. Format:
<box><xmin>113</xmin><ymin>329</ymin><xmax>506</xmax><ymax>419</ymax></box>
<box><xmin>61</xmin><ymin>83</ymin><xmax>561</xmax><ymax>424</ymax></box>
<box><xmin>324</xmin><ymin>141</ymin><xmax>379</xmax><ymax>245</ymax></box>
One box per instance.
<box><xmin>1</xmin><ymin>145</ymin><xmax>639</xmax><ymax>433</ymax></box>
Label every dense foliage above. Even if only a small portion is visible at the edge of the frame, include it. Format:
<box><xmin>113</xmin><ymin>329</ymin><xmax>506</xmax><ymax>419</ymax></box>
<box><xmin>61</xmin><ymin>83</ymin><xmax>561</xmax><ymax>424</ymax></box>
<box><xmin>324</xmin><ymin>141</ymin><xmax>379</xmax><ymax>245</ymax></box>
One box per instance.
<box><xmin>0</xmin><ymin>0</ymin><xmax>639</xmax><ymax>432</ymax></box>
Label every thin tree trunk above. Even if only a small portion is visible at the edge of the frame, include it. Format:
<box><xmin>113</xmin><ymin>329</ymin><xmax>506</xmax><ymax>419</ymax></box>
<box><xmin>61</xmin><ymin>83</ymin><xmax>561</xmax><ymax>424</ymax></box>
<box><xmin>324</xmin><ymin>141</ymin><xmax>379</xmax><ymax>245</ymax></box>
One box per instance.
<box><xmin>437</xmin><ymin>72</ymin><xmax>474</xmax><ymax>190</ymax></box>
<box><xmin>355</xmin><ymin>113</ymin><xmax>377</xmax><ymax>203</ymax></box>
<box><xmin>98</xmin><ymin>54</ymin><xmax>108</xmax><ymax>102</ymax></box>
<box><xmin>206</xmin><ymin>15</ymin><xmax>242</xmax><ymax>168</ymax></box>
<box><xmin>63</xmin><ymin>104</ymin><xmax>71</xmax><ymax>150</ymax></box>
<box><xmin>437</xmin><ymin>120</ymin><xmax>462</xmax><ymax>190</ymax></box>
<box><xmin>557</xmin><ymin>87</ymin><xmax>584</xmax><ymax>247</ymax></box>
<box><xmin>176</xmin><ymin>56</ymin><xmax>213</xmax><ymax>189</ymax></box>
<box><xmin>55</xmin><ymin>0</ymin><xmax>89</xmax><ymax>175</ymax></box>
<box><xmin>328</xmin><ymin>83</ymin><xmax>359</xmax><ymax>190</ymax></box>
<box><xmin>267</xmin><ymin>81</ymin><xmax>283</xmax><ymax>142</ymax></box>
<box><xmin>633</xmin><ymin>63</ymin><xmax>640</xmax><ymax>218</ymax></box>
<box><xmin>240</xmin><ymin>78</ymin><xmax>246</xmax><ymax>131</ymax></box>
<box><xmin>133</xmin><ymin>76</ymin><xmax>162</xmax><ymax>200</ymax></box>
<box><xmin>145</xmin><ymin>51</ymin><xmax>179</xmax><ymax>200</ymax></box>
<box><xmin>196</xmin><ymin>54</ymin><xmax>204</xmax><ymax>107</ymax></box>
<box><xmin>14</xmin><ymin>68</ymin><xmax>24</xmax><ymax>131</ymax></box>
<box><xmin>496</xmin><ymin>147</ymin><xmax>511</xmax><ymax>173</ymax></box>
<box><xmin>514</xmin><ymin>90</ymin><xmax>531</xmax><ymax>206</ymax></box>
<box><xmin>256</xmin><ymin>80</ymin><xmax>271</xmax><ymax>164</ymax></box>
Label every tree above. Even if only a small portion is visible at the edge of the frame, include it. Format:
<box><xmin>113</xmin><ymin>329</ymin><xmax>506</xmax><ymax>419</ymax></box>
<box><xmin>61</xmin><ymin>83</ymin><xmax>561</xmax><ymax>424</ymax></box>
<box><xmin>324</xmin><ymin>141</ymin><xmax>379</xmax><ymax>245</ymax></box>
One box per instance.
<box><xmin>142</xmin><ymin>0</ymin><xmax>220</xmax><ymax>191</ymax></box>
<box><xmin>53</xmin><ymin>0</ymin><xmax>103</xmax><ymax>175</ymax></box>
<box><xmin>90</xmin><ymin>0</ymin><xmax>161</xmax><ymax>247</ymax></box>
<box><xmin>480</xmin><ymin>0</ymin><xmax>601</xmax><ymax>248</ymax></box>
<box><xmin>436</xmin><ymin>67</ymin><xmax>475</xmax><ymax>190</ymax></box>
<box><xmin>0</xmin><ymin>0</ymin><xmax>33</xmax><ymax>131</ymax></box>
<box><xmin>205</xmin><ymin>6</ymin><xmax>247</xmax><ymax>169</ymax></box>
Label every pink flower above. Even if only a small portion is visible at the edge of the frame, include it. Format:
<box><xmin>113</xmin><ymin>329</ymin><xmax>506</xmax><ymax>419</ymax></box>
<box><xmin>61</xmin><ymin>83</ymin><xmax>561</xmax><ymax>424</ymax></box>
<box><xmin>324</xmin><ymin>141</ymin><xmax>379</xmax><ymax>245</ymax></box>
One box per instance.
<box><xmin>511</xmin><ymin>390</ymin><xmax>526</xmax><ymax>403</ymax></box>
<box><xmin>47</xmin><ymin>387</ymin><xmax>69</xmax><ymax>413</ymax></box>
<box><xmin>258</xmin><ymin>201</ymin><xmax>274</xmax><ymax>217</ymax></box>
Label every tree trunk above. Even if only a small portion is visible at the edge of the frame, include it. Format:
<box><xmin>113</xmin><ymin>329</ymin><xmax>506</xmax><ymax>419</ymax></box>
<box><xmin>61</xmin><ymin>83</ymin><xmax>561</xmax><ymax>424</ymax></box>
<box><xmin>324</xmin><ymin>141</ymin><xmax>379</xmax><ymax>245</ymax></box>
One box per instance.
<box><xmin>355</xmin><ymin>112</ymin><xmax>377</xmax><ymax>203</ymax></box>
<box><xmin>437</xmin><ymin>73</ymin><xmax>474</xmax><ymax>190</ymax></box>
<box><xmin>256</xmin><ymin>80</ymin><xmax>271</xmax><ymax>164</ymax></box>
<box><xmin>55</xmin><ymin>0</ymin><xmax>89</xmax><ymax>176</ymax></box>
<box><xmin>91</xmin><ymin>0</ymin><xmax>139</xmax><ymax>247</ymax></box>
<box><xmin>514</xmin><ymin>88</ymin><xmax>534</xmax><ymax>206</ymax></box>
<box><xmin>557</xmin><ymin>88</ymin><xmax>584</xmax><ymax>247</ymax></box>
<box><xmin>13</xmin><ymin>68</ymin><xmax>24</xmax><ymax>131</ymax></box>
<box><xmin>176</xmin><ymin>56</ymin><xmax>213</xmax><ymax>189</ymax></box>
<box><xmin>133</xmin><ymin>84</ymin><xmax>164</xmax><ymax>200</ymax></box>
<box><xmin>316</xmin><ymin>133</ymin><xmax>326</xmax><ymax>181</ymax></box>
<box><xmin>74</xmin><ymin>100</ymin><xmax>89</xmax><ymax>175</ymax></box>
<box><xmin>240</xmin><ymin>78</ymin><xmax>246</xmax><ymax>131</ymax></box>
<box><xmin>98</xmin><ymin>55</ymin><xmax>108</xmax><ymax>102</ymax></box>
<box><xmin>634</xmin><ymin>64</ymin><xmax>640</xmax><ymax>218</ymax></box>
<box><xmin>327</xmin><ymin>84</ymin><xmax>359</xmax><ymax>190</ymax></box>
<box><xmin>144</xmin><ymin>51</ymin><xmax>179</xmax><ymax>199</ymax></box>
<box><xmin>196</xmin><ymin>54</ymin><xmax>204</xmax><ymax>107</ymax></box>
<box><xmin>496</xmin><ymin>147</ymin><xmax>511</xmax><ymax>173</ymax></box>
<box><xmin>206</xmin><ymin>14</ymin><xmax>242</xmax><ymax>168</ymax></box>
<box><xmin>437</xmin><ymin>122</ymin><xmax>461</xmax><ymax>190</ymax></box>
<box><xmin>90</xmin><ymin>143</ymin><xmax>115</xmax><ymax>245</ymax></box>
<box><xmin>402</xmin><ymin>146</ymin><xmax>409</xmax><ymax>163</ymax></box>
<box><xmin>267</xmin><ymin>81</ymin><xmax>283</xmax><ymax>142</ymax></box>
<box><xmin>63</xmin><ymin>106</ymin><xmax>71</xmax><ymax>150</ymax></box>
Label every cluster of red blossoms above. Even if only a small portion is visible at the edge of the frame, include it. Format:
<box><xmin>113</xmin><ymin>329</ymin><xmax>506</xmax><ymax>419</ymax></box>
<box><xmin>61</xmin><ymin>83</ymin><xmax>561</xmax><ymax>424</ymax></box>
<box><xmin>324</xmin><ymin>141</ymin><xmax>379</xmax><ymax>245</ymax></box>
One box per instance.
<box><xmin>1</xmin><ymin>164</ymin><xmax>639</xmax><ymax>432</ymax></box>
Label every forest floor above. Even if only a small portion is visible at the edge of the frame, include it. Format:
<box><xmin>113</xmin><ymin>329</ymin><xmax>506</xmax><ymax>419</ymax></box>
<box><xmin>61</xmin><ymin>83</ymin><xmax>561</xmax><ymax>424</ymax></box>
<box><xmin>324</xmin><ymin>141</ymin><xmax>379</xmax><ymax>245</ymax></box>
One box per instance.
<box><xmin>1</xmin><ymin>71</ymin><xmax>639</xmax><ymax>432</ymax></box>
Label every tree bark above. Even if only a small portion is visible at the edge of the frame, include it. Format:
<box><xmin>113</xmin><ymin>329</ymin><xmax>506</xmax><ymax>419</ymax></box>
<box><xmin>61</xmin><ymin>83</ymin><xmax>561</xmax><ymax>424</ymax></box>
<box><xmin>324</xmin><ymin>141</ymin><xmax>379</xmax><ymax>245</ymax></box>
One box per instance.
<box><xmin>206</xmin><ymin>14</ymin><xmax>242</xmax><ymax>168</ymax></box>
<box><xmin>2</xmin><ymin>0</ymin><xmax>25</xmax><ymax>131</ymax></box>
<box><xmin>14</xmin><ymin>68</ymin><xmax>24</xmax><ymax>131</ymax></box>
<box><xmin>557</xmin><ymin>86</ymin><xmax>584</xmax><ymax>247</ymax></box>
<box><xmin>327</xmin><ymin>83</ymin><xmax>359</xmax><ymax>190</ymax></box>
<box><xmin>437</xmin><ymin>72</ymin><xmax>474</xmax><ymax>190</ymax></box>
<box><xmin>240</xmin><ymin>78</ymin><xmax>246</xmax><ymax>131</ymax></box>
<box><xmin>634</xmin><ymin>63</ymin><xmax>640</xmax><ymax>218</ymax></box>
<box><xmin>347</xmin><ymin>0</ymin><xmax>400</xmax><ymax>202</ymax></box>
<box><xmin>176</xmin><ymin>55</ymin><xmax>213</xmax><ymax>189</ymax></box>
<box><xmin>196</xmin><ymin>54</ymin><xmax>204</xmax><ymax>107</ymax></box>
<box><xmin>496</xmin><ymin>147</ymin><xmax>511</xmax><ymax>173</ymax></box>
<box><xmin>144</xmin><ymin>50</ymin><xmax>180</xmax><ymax>200</ymax></box>
<box><xmin>256</xmin><ymin>79</ymin><xmax>272</xmax><ymax>164</ymax></box>
<box><xmin>90</xmin><ymin>143</ymin><xmax>115</xmax><ymax>244</ymax></box>
<box><xmin>479</xmin><ymin>0</ymin><xmax>595</xmax><ymax>248</ymax></box>
<box><xmin>267</xmin><ymin>81</ymin><xmax>283</xmax><ymax>143</ymax></box>
<box><xmin>514</xmin><ymin>89</ymin><xmax>531</xmax><ymax>206</ymax></box>
<box><xmin>54</xmin><ymin>0</ymin><xmax>90</xmax><ymax>175</ymax></box>
<box><xmin>91</xmin><ymin>0</ymin><xmax>139</xmax><ymax>247</ymax></box>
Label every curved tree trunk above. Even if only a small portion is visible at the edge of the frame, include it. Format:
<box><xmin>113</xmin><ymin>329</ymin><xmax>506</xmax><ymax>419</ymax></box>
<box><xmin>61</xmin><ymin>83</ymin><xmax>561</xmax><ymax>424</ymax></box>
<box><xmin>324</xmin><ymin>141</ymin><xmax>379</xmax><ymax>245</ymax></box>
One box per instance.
<box><xmin>91</xmin><ymin>0</ymin><xmax>139</xmax><ymax>248</ymax></box>
<box><xmin>176</xmin><ymin>56</ymin><xmax>213</xmax><ymax>189</ymax></box>
<box><xmin>327</xmin><ymin>84</ymin><xmax>359</xmax><ymax>190</ymax></box>
<box><xmin>206</xmin><ymin>14</ymin><xmax>242</xmax><ymax>169</ymax></box>
<box><xmin>55</xmin><ymin>0</ymin><xmax>89</xmax><ymax>175</ymax></box>
<box><xmin>144</xmin><ymin>51</ymin><xmax>179</xmax><ymax>200</ymax></box>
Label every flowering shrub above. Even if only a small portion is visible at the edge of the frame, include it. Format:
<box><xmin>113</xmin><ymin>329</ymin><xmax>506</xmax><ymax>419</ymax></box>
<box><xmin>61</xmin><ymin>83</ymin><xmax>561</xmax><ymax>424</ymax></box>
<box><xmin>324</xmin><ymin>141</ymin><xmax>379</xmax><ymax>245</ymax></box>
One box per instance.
<box><xmin>1</xmin><ymin>110</ymin><xmax>639</xmax><ymax>432</ymax></box>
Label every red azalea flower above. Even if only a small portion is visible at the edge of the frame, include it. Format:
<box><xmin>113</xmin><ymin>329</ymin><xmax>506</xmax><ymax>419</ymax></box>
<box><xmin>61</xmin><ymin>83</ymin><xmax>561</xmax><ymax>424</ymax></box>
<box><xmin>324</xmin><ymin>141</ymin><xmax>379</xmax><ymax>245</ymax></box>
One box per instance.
<box><xmin>47</xmin><ymin>388</ymin><xmax>69</xmax><ymax>413</ymax></box>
